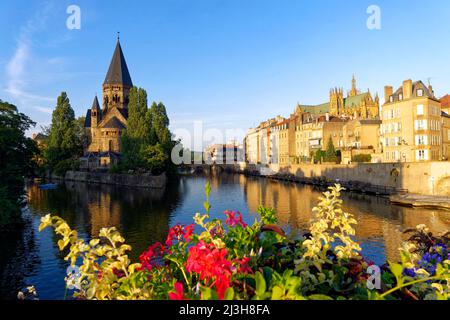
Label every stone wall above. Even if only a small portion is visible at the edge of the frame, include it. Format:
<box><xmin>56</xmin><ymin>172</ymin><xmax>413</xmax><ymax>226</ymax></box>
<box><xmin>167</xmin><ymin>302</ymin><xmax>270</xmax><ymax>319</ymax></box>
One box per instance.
<box><xmin>61</xmin><ymin>171</ymin><xmax>167</xmax><ymax>189</ymax></box>
<box><xmin>268</xmin><ymin>162</ymin><xmax>450</xmax><ymax>196</ymax></box>
<box><xmin>228</xmin><ymin>162</ymin><xmax>450</xmax><ymax>196</ymax></box>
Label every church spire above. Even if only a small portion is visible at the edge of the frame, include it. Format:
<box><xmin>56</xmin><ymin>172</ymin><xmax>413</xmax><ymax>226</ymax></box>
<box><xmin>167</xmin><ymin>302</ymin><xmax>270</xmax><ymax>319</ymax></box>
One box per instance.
<box><xmin>103</xmin><ymin>37</ymin><xmax>133</xmax><ymax>87</ymax></box>
<box><xmin>349</xmin><ymin>74</ymin><xmax>358</xmax><ymax>97</ymax></box>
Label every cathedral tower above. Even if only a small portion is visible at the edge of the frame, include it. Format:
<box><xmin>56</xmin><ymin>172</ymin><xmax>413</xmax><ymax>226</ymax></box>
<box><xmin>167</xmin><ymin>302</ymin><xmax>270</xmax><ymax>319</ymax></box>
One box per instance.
<box><xmin>349</xmin><ymin>74</ymin><xmax>358</xmax><ymax>97</ymax></box>
<box><xmin>102</xmin><ymin>36</ymin><xmax>133</xmax><ymax>111</ymax></box>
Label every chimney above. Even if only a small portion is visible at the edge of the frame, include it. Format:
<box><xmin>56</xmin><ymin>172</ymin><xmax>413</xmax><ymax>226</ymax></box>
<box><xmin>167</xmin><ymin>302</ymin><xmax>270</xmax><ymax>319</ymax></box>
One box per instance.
<box><xmin>403</xmin><ymin>79</ymin><xmax>412</xmax><ymax>100</ymax></box>
<box><xmin>384</xmin><ymin>86</ymin><xmax>393</xmax><ymax>104</ymax></box>
<box><xmin>429</xmin><ymin>84</ymin><xmax>434</xmax><ymax>97</ymax></box>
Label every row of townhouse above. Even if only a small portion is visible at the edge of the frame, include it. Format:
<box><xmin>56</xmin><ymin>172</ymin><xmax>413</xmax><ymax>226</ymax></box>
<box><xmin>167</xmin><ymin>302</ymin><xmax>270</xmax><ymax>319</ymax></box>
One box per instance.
<box><xmin>244</xmin><ymin>76</ymin><xmax>450</xmax><ymax>165</ymax></box>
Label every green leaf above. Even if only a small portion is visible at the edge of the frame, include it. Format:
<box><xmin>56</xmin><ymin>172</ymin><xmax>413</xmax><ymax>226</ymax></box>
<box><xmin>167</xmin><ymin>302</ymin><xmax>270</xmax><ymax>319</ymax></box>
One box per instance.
<box><xmin>389</xmin><ymin>262</ymin><xmax>404</xmax><ymax>286</ymax></box>
<box><xmin>271</xmin><ymin>286</ymin><xmax>284</xmax><ymax>300</ymax></box>
<box><xmin>200</xmin><ymin>286</ymin><xmax>217</xmax><ymax>300</ymax></box>
<box><xmin>205</xmin><ymin>182</ymin><xmax>211</xmax><ymax>198</ymax></box>
<box><xmin>308</xmin><ymin>294</ymin><xmax>334</xmax><ymax>300</ymax></box>
<box><xmin>224</xmin><ymin>287</ymin><xmax>234</xmax><ymax>300</ymax></box>
<box><xmin>255</xmin><ymin>272</ymin><xmax>267</xmax><ymax>298</ymax></box>
<box><xmin>203</xmin><ymin>201</ymin><xmax>211</xmax><ymax>213</ymax></box>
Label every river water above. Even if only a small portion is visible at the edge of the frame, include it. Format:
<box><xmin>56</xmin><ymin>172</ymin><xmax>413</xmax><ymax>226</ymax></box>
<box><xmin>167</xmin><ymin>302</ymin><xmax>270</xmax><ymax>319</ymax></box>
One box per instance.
<box><xmin>1</xmin><ymin>173</ymin><xmax>449</xmax><ymax>300</ymax></box>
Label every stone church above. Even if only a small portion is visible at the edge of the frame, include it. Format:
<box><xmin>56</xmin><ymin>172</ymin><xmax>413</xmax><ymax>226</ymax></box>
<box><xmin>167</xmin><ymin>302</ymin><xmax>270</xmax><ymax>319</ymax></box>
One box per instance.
<box><xmin>82</xmin><ymin>38</ymin><xmax>133</xmax><ymax>168</ymax></box>
<box><xmin>297</xmin><ymin>75</ymin><xmax>380</xmax><ymax>120</ymax></box>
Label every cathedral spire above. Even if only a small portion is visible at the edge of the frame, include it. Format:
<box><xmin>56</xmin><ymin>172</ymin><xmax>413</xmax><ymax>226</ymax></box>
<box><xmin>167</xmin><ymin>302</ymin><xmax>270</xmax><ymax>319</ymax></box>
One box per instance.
<box><xmin>103</xmin><ymin>37</ymin><xmax>133</xmax><ymax>87</ymax></box>
<box><xmin>349</xmin><ymin>74</ymin><xmax>358</xmax><ymax>97</ymax></box>
<box><xmin>91</xmin><ymin>95</ymin><xmax>101</xmax><ymax>112</ymax></box>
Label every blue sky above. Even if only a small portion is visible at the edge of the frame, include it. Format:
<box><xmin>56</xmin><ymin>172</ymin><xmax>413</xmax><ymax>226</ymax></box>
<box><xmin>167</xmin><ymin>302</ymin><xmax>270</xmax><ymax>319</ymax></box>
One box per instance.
<box><xmin>2</xmin><ymin>0</ymin><xmax>450</xmax><ymax>148</ymax></box>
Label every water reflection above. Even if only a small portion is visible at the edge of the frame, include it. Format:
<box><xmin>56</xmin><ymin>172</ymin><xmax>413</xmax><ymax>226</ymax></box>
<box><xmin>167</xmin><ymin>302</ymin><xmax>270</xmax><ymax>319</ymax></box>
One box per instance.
<box><xmin>0</xmin><ymin>214</ymin><xmax>40</xmax><ymax>300</ymax></box>
<box><xmin>1</xmin><ymin>174</ymin><xmax>448</xmax><ymax>299</ymax></box>
<box><xmin>241</xmin><ymin>176</ymin><xmax>450</xmax><ymax>262</ymax></box>
<box><xmin>27</xmin><ymin>180</ymin><xmax>182</xmax><ymax>259</ymax></box>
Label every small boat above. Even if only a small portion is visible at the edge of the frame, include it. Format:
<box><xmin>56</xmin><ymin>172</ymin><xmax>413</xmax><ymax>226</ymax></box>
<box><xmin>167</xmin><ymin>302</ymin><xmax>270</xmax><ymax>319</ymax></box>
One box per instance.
<box><xmin>38</xmin><ymin>183</ymin><xmax>58</xmax><ymax>190</ymax></box>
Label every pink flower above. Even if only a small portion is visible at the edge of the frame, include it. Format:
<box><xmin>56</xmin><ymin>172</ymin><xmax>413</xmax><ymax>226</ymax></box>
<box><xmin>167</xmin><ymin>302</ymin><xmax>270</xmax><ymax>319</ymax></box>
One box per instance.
<box><xmin>139</xmin><ymin>242</ymin><xmax>165</xmax><ymax>272</ymax></box>
<box><xmin>184</xmin><ymin>224</ymin><xmax>195</xmax><ymax>242</ymax></box>
<box><xmin>166</xmin><ymin>224</ymin><xmax>195</xmax><ymax>246</ymax></box>
<box><xmin>169</xmin><ymin>282</ymin><xmax>186</xmax><ymax>300</ymax></box>
<box><xmin>224</xmin><ymin>210</ymin><xmax>247</xmax><ymax>228</ymax></box>
<box><xmin>185</xmin><ymin>241</ymin><xmax>233</xmax><ymax>300</ymax></box>
<box><xmin>234</xmin><ymin>257</ymin><xmax>253</xmax><ymax>274</ymax></box>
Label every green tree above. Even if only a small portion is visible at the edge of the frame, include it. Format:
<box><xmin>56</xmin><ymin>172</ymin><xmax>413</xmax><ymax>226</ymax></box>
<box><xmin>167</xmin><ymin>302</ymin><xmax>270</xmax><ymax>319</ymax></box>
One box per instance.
<box><xmin>324</xmin><ymin>136</ymin><xmax>338</xmax><ymax>163</ymax></box>
<box><xmin>46</xmin><ymin>92</ymin><xmax>82</xmax><ymax>169</ymax></box>
<box><xmin>122</xmin><ymin>87</ymin><xmax>149</xmax><ymax>169</ymax></box>
<box><xmin>122</xmin><ymin>88</ymin><xmax>173</xmax><ymax>173</ymax></box>
<box><xmin>0</xmin><ymin>100</ymin><xmax>38</xmax><ymax>226</ymax></box>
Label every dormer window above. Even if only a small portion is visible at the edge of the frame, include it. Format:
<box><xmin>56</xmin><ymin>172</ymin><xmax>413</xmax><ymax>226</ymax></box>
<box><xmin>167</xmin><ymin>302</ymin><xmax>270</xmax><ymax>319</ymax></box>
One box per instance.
<box><xmin>398</xmin><ymin>94</ymin><xmax>403</xmax><ymax>101</ymax></box>
<box><xmin>417</xmin><ymin>89</ymin><xmax>424</xmax><ymax>97</ymax></box>
<box><xmin>389</xmin><ymin>96</ymin><xmax>394</xmax><ymax>103</ymax></box>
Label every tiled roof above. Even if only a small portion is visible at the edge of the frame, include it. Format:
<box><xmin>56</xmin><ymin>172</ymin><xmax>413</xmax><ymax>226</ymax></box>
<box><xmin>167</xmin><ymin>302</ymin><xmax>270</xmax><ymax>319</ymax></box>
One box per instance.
<box><xmin>102</xmin><ymin>117</ymin><xmax>126</xmax><ymax>129</ymax></box>
<box><xmin>104</xmin><ymin>40</ymin><xmax>133</xmax><ymax>87</ymax></box>
<box><xmin>84</xmin><ymin>110</ymin><xmax>92</xmax><ymax>128</ymax></box>
<box><xmin>440</xmin><ymin>94</ymin><xmax>450</xmax><ymax>108</ymax></box>
<box><xmin>344</xmin><ymin>92</ymin><xmax>368</xmax><ymax>108</ymax></box>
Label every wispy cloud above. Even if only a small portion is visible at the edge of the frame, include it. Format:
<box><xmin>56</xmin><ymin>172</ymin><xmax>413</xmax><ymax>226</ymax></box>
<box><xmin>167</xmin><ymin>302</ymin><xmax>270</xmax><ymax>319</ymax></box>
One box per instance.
<box><xmin>4</xmin><ymin>1</ymin><xmax>58</xmax><ymax>112</ymax></box>
<box><xmin>34</xmin><ymin>106</ymin><xmax>53</xmax><ymax>114</ymax></box>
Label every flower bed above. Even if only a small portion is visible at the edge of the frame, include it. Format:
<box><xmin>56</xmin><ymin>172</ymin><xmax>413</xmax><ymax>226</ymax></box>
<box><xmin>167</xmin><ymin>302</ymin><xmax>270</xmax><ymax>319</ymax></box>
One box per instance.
<box><xmin>37</xmin><ymin>184</ymin><xmax>449</xmax><ymax>300</ymax></box>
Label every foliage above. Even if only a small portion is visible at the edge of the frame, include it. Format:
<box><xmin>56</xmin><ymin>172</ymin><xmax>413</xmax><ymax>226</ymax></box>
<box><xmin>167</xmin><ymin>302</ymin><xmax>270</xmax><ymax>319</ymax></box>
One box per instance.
<box><xmin>45</xmin><ymin>92</ymin><xmax>83</xmax><ymax>170</ymax></box>
<box><xmin>314</xmin><ymin>150</ymin><xmax>326</xmax><ymax>164</ymax></box>
<box><xmin>53</xmin><ymin>159</ymin><xmax>81</xmax><ymax>177</ymax></box>
<box><xmin>0</xmin><ymin>100</ymin><xmax>38</xmax><ymax>226</ymax></box>
<box><xmin>324</xmin><ymin>136</ymin><xmax>338</xmax><ymax>163</ymax></box>
<box><xmin>121</xmin><ymin>87</ymin><xmax>173</xmax><ymax>174</ymax></box>
<box><xmin>39</xmin><ymin>184</ymin><xmax>450</xmax><ymax>300</ymax></box>
<box><xmin>352</xmin><ymin>154</ymin><xmax>372</xmax><ymax>163</ymax></box>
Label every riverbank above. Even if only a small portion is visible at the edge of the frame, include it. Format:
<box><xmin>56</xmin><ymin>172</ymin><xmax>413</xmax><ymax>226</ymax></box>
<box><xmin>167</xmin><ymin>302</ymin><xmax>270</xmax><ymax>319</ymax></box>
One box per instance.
<box><xmin>221</xmin><ymin>161</ymin><xmax>450</xmax><ymax>197</ymax></box>
<box><xmin>390</xmin><ymin>194</ymin><xmax>450</xmax><ymax>211</ymax></box>
<box><xmin>50</xmin><ymin>170</ymin><xmax>167</xmax><ymax>189</ymax></box>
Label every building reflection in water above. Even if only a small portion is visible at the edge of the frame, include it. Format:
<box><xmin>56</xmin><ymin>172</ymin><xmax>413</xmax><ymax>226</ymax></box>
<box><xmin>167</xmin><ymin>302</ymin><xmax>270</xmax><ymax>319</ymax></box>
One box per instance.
<box><xmin>241</xmin><ymin>176</ymin><xmax>450</xmax><ymax>262</ymax></box>
<box><xmin>26</xmin><ymin>174</ymin><xmax>450</xmax><ymax>265</ymax></box>
<box><xmin>27</xmin><ymin>180</ymin><xmax>183</xmax><ymax>259</ymax></box>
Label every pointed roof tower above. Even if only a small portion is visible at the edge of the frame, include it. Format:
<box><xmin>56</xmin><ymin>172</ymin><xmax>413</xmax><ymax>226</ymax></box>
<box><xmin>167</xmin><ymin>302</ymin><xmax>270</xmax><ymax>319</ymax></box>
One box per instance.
<box><xmin>349</xmin><ymin>74</ymin><xmax>358</xmax><ymax>97</ymax></box>
<box><xmin>91</xmin><ymin>95</ymin><xmax>101</xmax><ymax>112</ymax></box>
<box><xmin>103</xmin><ymin>36</ymin><xmax>133</xmax><ymax>87</ymax></box>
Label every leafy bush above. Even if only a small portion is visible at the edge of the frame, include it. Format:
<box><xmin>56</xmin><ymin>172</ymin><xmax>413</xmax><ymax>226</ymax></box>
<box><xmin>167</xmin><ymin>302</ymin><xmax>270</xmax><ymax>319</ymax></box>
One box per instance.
<box><xmin>38</xmin><ymin>184</ymin><xmax>450</xmax><ymax>300</ymax></box>
<box><xmin>352</xmin><ymin>154</ymin><xmax>372</xmax><ymax>163</ymax></box>
<box><xmin>53</xmin><ymin>159</ymin><xmax>81</xmax><ymax>177</ymax></box>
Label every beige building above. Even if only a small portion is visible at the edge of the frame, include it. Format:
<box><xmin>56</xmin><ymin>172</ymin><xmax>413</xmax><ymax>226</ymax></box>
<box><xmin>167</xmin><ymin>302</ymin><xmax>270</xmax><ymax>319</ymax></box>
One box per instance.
<box><xmin>295</xmin><ymin>113</ymin><xmax>346</xmax><ymax>163</ymax></box>
<box><xmin>270</xmin><ymin>119</ymin><xmax>290</xmax><ymax>165</ymax></box>
<box><xmin>297</xmin><ymin>75</ymin><xmax>380</xmax><ymax>120</ymax></box>
<box><xmin>341</xmin><ymin>119</ymin><xmax>382</xmax><ymax>163</ymax></box>
<box><xmin>83</xmin><ymin>38</ymin><xmax>133</xmax><ymax>168</ymax></box>
<box><xmin>381</xmin><ymin>80</ymin><xmax>442</xmax><ymax>162</ymax></box>
<box><xmin>441</xmin><ymin>112</ymin><xmax>450</xmax><ymax>160</ymax></box>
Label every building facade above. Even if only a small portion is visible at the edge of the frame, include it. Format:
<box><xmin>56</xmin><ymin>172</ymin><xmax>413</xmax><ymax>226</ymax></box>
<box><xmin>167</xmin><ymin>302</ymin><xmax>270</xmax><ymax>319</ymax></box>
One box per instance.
<box><xmin>83</xmin><ymin>38</ymin><xmax>133</xmax><ymax>168</ymax></box>
<box><xmin>381</xmin><ymin>80</ymin><xmax>442</xmax><ymax>162</ymax></box>
<box><xmin>297</xmin><ymin>75</ymin><xmax>380</xmax><ymax>120</ymax></box>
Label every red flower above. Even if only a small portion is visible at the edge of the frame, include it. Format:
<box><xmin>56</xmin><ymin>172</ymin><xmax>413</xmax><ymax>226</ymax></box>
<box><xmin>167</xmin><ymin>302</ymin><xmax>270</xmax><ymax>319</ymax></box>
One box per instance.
<box><xmin>184</xmin><ymin>224</ymin><xmax>195</xmax><ymax>242</ymax></box>
<box><xmin>234</xmin><ymin>257</ymin><xmax>253</xmax><ymax>274</ymax></box>
<box><xmin>169</xmin><ymin>282</ymin><xmax>186</xmax><ymax>300</ymax></box>
<box><xmin>185</xmin><ymin>241</ymin><xmax>233</xmax><ymax>300</ymax></box>
<box><xmin>166</xmin><ymin>224</ymin><xmax>195</xmax><ymax>246</ymax></box>
<box><xmin>112</xmin><ymin>268</ymin><xmax>125</xmax><ymax>278</ymax></box>
<box><xmin>139</xmin><ymin>242</ymin><xmax>165</xmax><ymax>272</ymax></box>
<box><xmin>224</xmin><ymin>211</ymin><xmax>247</xmax><ymax>228</ymax></box>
